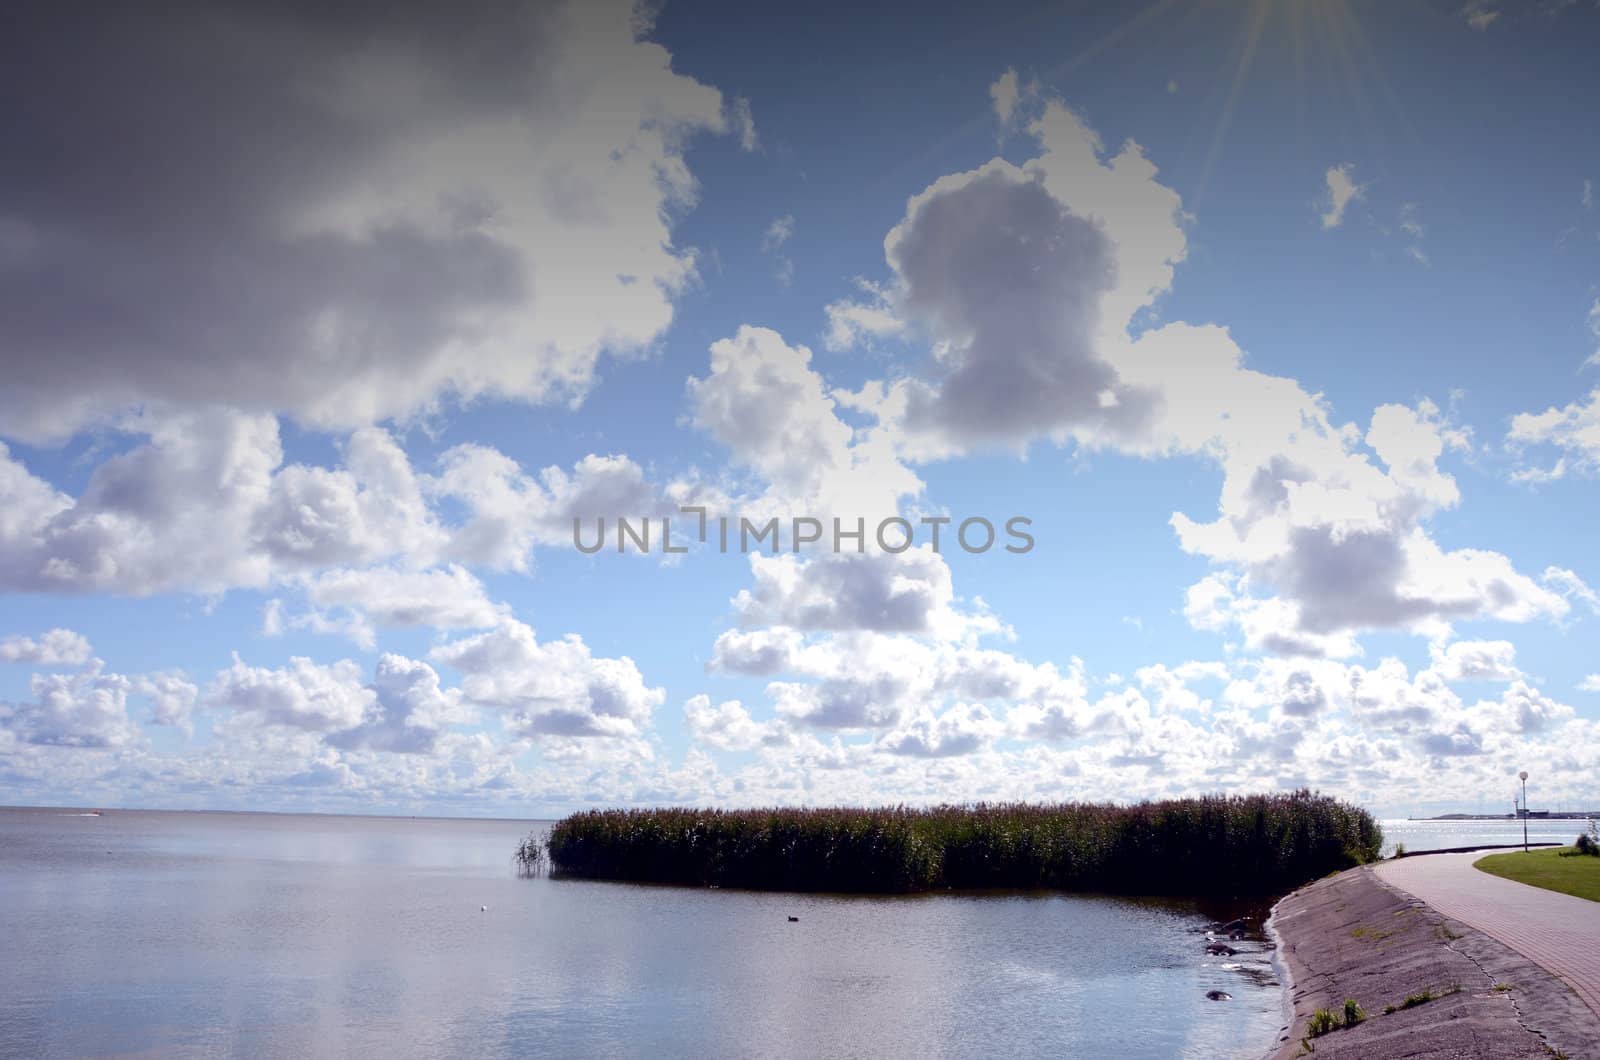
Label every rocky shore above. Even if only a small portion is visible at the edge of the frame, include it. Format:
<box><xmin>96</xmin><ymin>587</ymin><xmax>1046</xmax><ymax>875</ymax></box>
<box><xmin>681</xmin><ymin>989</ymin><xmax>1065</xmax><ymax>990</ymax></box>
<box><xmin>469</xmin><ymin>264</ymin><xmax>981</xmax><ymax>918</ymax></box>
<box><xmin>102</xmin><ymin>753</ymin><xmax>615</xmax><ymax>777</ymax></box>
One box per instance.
<box><xmin>1268</xmin><ymin>864</ymin><xmax>1600</xmax><ymax>1058</ymax></box>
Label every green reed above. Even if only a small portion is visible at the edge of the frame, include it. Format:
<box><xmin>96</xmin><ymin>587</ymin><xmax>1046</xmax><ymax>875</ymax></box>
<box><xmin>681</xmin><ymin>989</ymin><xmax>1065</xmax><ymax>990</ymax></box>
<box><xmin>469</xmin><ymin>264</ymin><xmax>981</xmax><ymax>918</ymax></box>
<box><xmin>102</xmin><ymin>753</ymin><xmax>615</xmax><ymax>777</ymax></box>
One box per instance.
<box><xmin>535</xmin><ymin>789</ymin><xmax>1380</xmax><ymax>896</ymax></box>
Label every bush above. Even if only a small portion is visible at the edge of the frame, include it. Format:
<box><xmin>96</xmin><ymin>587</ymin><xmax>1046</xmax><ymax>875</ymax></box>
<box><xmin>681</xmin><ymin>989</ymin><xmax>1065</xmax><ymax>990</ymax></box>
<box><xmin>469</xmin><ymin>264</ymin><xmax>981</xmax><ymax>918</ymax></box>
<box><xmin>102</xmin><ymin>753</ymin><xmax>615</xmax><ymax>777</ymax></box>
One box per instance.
<box><xmin>537</xmin><ymin>790</ymin><xmax>1381</xmax><ymax>896</ymax></box>
<box><xmin>1578</xmin><ymin>823</ymin><xmax>1600</xmax><ymax>857</ymax></box>
<box><xmin>1307</xmin><ymin>1009</ymin><xmax>1341</xmax><ymax>1037</ymax></box>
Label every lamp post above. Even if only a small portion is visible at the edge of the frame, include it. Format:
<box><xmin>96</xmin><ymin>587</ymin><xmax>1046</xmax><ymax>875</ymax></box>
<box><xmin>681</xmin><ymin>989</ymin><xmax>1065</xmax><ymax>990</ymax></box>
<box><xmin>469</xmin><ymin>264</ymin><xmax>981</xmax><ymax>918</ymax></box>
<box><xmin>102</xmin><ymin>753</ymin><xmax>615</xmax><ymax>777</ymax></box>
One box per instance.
<box><xmin>1519</xmin><ymin>770</ymin><xmax>1529</xmax><ymax>854</ymax></box>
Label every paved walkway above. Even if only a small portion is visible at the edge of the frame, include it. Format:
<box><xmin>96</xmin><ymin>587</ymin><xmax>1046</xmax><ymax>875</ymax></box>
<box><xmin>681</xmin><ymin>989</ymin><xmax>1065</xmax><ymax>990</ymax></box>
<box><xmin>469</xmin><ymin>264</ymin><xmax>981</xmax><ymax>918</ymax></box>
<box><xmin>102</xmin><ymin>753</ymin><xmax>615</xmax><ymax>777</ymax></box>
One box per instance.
<box><xmin>1377</xmin><ymin>852</ymin><xmax>1600</xmax><ymax>1018</ymax></box>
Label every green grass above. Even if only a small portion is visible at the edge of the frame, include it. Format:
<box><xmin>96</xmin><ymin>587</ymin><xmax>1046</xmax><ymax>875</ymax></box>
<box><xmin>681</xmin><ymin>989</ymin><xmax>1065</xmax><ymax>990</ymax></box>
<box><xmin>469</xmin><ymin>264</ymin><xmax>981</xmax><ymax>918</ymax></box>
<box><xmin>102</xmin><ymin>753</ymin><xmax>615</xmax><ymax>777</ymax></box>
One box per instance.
<box><xmin>538</xmin><ymin>790</ymin><xmax>1381</xmax><ymax>896</ymax></box>
<box><xmin>1474</xmin><ymin>847</ymin><xmax>1600</xmax><ymax>902</ymax></box>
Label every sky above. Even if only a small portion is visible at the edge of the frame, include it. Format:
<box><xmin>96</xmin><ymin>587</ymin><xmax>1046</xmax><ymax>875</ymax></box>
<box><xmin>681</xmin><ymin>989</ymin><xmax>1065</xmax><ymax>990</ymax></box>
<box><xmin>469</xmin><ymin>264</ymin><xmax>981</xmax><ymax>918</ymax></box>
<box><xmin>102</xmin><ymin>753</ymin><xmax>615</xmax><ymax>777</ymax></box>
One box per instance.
<box><xmin>3</xmin><ymin>0</ymin><xmax>1600</xmax><ymax>819</ymax></box>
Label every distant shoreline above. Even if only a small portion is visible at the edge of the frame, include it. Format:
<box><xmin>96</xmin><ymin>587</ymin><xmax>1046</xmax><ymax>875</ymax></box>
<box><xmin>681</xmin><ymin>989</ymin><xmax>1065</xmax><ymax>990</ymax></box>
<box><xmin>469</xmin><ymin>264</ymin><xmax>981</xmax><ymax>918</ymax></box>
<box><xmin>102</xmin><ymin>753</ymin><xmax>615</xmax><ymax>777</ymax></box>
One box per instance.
<box><xmin>1411</xmin><ymin>813</ymin><xmax>1600</xmax><ymax>821</ymax></box>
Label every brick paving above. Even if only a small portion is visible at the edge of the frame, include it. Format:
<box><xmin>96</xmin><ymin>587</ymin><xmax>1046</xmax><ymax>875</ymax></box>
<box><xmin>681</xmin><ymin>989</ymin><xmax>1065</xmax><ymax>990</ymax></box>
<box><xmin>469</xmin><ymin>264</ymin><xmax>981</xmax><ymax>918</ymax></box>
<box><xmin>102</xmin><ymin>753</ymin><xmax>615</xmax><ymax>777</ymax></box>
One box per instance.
<box><xmin>1377</xmin><ymin>852</ymin><xmax>1600</xmax><ymax>1018</ymax></box>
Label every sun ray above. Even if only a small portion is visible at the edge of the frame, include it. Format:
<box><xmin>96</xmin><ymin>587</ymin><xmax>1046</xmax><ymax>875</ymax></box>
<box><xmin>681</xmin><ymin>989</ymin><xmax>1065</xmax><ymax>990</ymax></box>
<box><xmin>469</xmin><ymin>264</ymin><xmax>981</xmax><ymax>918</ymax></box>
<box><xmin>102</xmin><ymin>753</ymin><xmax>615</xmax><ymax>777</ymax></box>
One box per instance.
<box><xmin>1192</xmin><ymin>0</ymin><xmax>1274</xmax><ymax>208</ymax></box>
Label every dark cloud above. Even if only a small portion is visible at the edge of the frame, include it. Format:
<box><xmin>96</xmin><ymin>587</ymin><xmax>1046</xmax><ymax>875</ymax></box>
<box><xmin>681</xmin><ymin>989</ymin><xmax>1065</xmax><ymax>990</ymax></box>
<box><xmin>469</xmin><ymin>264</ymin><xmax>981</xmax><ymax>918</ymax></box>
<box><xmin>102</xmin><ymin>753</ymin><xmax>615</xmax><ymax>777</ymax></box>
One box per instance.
<box><xmin>891</xmin><ymin>167</ymin><xmax>1154</xmax><ymax>447</ymax></box>
<box><xmin>0</xmin><ymin>0</ymin><xmax>722</xmax><ymax>441</ymax></box>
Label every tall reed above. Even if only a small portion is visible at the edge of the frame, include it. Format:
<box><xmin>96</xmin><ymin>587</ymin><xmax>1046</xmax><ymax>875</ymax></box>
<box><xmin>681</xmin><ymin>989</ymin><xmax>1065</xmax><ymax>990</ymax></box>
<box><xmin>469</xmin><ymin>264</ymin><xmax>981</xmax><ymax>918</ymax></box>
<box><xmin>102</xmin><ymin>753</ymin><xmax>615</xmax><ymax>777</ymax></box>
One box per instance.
<box><xmin>538</xmin><ymin>790</ymin><xmax>1379</xmax><ymax>896</ymax></box>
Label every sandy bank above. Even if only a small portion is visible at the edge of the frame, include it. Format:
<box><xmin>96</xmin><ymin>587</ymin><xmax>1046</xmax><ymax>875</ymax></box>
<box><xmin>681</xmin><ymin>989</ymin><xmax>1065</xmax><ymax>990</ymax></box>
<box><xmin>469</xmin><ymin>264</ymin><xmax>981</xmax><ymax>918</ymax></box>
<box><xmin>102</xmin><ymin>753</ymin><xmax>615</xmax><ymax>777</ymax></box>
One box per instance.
<box><xmin>1268</xmin><ymin>864</ymin><xmax>1600</xmax><ymax>1059</ymax></box>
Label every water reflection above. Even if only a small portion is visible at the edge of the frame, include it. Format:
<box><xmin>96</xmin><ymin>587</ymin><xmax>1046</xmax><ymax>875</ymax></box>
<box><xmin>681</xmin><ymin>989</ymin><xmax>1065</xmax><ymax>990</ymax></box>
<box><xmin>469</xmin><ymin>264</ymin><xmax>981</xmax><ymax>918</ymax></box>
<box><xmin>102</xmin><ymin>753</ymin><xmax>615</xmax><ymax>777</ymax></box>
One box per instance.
<box><xmin>0</xmin><ymin>808</ymin><xmax>1281</xmax><ymax>1059</ymax></box>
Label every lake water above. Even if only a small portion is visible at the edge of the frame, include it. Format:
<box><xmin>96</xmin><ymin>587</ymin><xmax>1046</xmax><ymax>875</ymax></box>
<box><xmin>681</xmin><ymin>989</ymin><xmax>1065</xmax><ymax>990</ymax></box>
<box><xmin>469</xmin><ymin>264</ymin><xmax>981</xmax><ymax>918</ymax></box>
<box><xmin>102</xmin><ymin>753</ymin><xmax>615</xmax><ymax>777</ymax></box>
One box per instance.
<box><xmin>0</xmin><ymin>806</ymin><xmax>1284</xmax><ymax>1059</ymax></box>
<box><xmin>1379</xmin><ymin>816</ymin><xmax>1594</xmax><ymax>857</ymax></box>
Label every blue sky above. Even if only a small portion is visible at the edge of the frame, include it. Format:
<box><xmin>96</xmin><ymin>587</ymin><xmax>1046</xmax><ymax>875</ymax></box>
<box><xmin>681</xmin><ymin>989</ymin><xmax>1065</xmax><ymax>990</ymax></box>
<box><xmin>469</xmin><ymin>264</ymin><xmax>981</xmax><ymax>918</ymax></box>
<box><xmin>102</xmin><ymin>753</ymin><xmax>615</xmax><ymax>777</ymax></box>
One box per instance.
<box><xmin>3</xmin><ymin>0</ymin><xmax>1599</xmax><ymax>817</ymax></box>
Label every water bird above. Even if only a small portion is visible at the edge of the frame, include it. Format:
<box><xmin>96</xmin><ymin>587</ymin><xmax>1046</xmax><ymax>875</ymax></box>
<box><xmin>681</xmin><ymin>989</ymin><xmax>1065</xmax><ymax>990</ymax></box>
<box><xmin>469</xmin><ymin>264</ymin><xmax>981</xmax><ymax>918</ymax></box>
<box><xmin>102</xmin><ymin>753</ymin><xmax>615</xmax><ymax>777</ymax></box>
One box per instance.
<box><xmin>480</xmin><ymin>905</ymin><xmax>487</xmax><ymax>912</ymax></box>
<box><xmin>787</xmin><ymin>915</ymin><xmax>799</xmax><ymax>922</ymax></box>
<box><xmin>1206</xmin><ymin>990</ymin><xmax>1232</xmax><ymax>1001</ymax></box>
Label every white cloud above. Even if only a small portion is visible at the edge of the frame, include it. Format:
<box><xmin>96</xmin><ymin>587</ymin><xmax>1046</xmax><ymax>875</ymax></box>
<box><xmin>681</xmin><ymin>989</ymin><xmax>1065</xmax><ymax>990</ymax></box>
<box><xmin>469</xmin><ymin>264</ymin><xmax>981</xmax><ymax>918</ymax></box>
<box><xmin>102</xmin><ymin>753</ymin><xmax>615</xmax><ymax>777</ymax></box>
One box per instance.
<box><xmin>0</xmin><ymin>409</ymin><xmax>282</xmax><ymax>594</ymax></box>
<box><xmin>1</xmin><ymin>662</ymin><xmax>140</xmax><ymax>748</ymax></box>
<box><xmin>287</xmin><ymin>565</ymin><xmax>505</xmax><ymax>649</ymax></box>
<box><xmin>0</xmin><ymin>628</ymin><xmax>92</xmax><ymax>667</ymax></box>
<box><xmin>0</xmin><ymin>407</ymin><xmax>686</xmax><ymax>597</ymax></box>
<box><xmin>990</xmin><ymin>69</ymin><xmax>1021</xmax><ymax>126</ymax></box>
<box><xmin>684</xmin><ymin>695</ymin><xmax>787</xmax><ymax>751</ymax></box>
<box><xmin>1511</xmin><ymin>388</ymin><xmax>1600</xmax><ymax>472</ymax></box>
<box><xmin>877</xmin><ymin>703</ymin><xmax>1004</xmax><ymax>758</ymax></box>
<box><xmin>207</xmin><ymin>654</ymin><xmax>375</xmax><ymax>733</ymax></box>
<box><xmin>1320</xmin><ymin>164</ymin><xmax>1364</xmax><ymax>229</ymax></box>
<box><xmin>436</xmin><ymin>447</ymin><xmax>680</xmax><ymax>570</ymax></box>
<box><xmin>327</xmin><ymin>654</ymin><xmax>474</xmax><ymax>755</ymax></box>
<box><xmin>823</xmin><ymin>282</ymin><xmax>905</xmax><ymax>351</ymax></box>
<box><xmin>1542</xmin><ymin>566</ymin><xmax>1600</xmax><ymax>614</ymax></box>
<box><xmin>731</xmin><ymin>548</ymin><xmax>1003</xmax><ymax>642</ymax></box>
<box><xmin>710</xmin><ymin>628</ymin><xmax>806</xmax><ymax>675</ymax></box>
<box><xmin>136</xmin><ymin>672</ymin><xmax>199</xmax><ymax>735</ymax></box>
<box><xmin>1428</xmin><ymin>639</ymin><xmax>1521</xmax><ymax>683</ymax></box>
<box><xmin>256</xmin><ymin>427</ymin><xmax>445</xmax><ymax>571</ymax></box>
<box><xmin>688</xmin><ymin>326</ymin><xmax>922</xmax><ymax>518</ymax></box>
<box><xmin>1580</xmin><ymin>674</ymin><xmax>1600</xmax><ymax>692</ymax></box>
<box><xmin>432</xmin><ymin>620</ymin><xmax>662</xmax><ymax>740</ymax></box>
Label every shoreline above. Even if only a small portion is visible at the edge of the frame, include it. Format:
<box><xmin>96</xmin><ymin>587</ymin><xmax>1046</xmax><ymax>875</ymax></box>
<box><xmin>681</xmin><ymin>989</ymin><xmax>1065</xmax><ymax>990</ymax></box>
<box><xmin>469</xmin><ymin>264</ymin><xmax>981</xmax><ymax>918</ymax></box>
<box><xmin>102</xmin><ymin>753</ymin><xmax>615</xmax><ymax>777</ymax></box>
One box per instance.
<box><xmin>1267</xmin><ymin>863</ymin><xmax>1600</xmax><ymax>1058</ymax></box>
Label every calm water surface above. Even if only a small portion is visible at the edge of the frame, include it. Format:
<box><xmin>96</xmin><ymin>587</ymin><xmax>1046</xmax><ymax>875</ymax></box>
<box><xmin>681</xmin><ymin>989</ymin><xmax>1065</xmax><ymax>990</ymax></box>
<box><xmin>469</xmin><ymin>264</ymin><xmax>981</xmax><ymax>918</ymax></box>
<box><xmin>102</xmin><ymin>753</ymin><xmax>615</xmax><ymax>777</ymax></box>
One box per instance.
<box><xmin>1379</xmin><ymin>816</ymin><xmax>1595</xmax><ymax>856</ymax></box>
<box><xmin>0</xmin><ymin>807</ymin><xmax>1283</xmax><ymax>1059</ymax></box>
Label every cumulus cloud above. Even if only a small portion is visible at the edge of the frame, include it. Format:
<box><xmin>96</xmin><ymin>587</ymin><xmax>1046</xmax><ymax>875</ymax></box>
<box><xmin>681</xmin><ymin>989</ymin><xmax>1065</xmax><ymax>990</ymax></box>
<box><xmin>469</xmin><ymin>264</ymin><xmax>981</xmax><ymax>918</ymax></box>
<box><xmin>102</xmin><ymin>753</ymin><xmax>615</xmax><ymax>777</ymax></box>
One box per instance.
<box><xmin>327</xmin><ymin>654</ymin><xmax>474</xmax><ymax>754</ymax></box>
<box><xmin>730</xmin><ymin>547</ymin><xmax>1002</xmax><ymax>641</ymax></box>
<box><xmin>432</xmin><ymin>620</ymin><xmax>662</xmax><ymax>739</ymax></box>
<box><xmin>0</xmin><ymin>628</ymin><xmax>92</xmax><ymax>666</ymax></box>
<box><xmin>1319</xmin><ymin>164</ymin><xmax>1364</xmax><ymax>228</ymax></box>
<box><xmin>688</xmin><ymin>325</ymin><xmax>922</xmax><ymax>518</ymax></box>
<box><xmin>877</xmin><ymin>703</ymin><xmax>1003</xmax><ymax>758</ymax></box>
<box><xmin>0</xmin><ymin>662</ymin><xmax>140</xmax><ymax>748</ymax></box>
<box><xmin>0</xmin><ymin>409</ymin><xmax>283</xmax><ymax>594</ymax></box>
<box><xmin>0</xmin><ymin>0</ymin><xmax>732</xmax><ymax>443</ymax></box>
<box><xmin>684</xmin><ymin>695</ymin><xmax>787</xmax><ymax>752</ymax></box>
<box><xmin>827</xmin><ymin>100</ymin><xmax>1186</xmax><ymax>455</ymax></box>
<box><xmin>208</xmin><ymin>654</ymin><xmax>375</xmax><ymax>733</ymax></box>
<box><xmin>278</xmin><ymin>565</ymin><xmax>505</xmax><ymax>648</ymax></box>
<box><xmin>1139</xmin><ymin>337</ymin><xmax>1558</xmax><ymax>650</ymax></box>
<box><xmin>135</xmin><ymin>672</ymin><xmax>199</xmax><ymax>734</ymax></box>
<box><xmin>254</xmin><ymin>427</ymin><xmax>445</xmax><ymax>571</ymax></box>
<box><xmin>890</xmin><ymin>165</ymin><xmax>1147</xmax><ymax>448</ymax></box>
<box><xmin>1428</xmin><ymin>639</ymin><xmax>1522</xmax><ymax>683</ymax></box>
<box><xmin>709</xmin><ymin>628</ymin><xmax>807</xmax><ymax>675</ymax></box>
<box><xmin>0</xmin><ymin>407</ymin><xmax>683</xmax><ymax>596</ymax></box>
<box><xmin>436</xmin><ymin>446</ymin><xmax>685</xmax><ymax>570</ymax></box>
<box><xmin>718</xmin><ymin>617</ymin><xmax>1110</xmax><ymax>740</ymax></box>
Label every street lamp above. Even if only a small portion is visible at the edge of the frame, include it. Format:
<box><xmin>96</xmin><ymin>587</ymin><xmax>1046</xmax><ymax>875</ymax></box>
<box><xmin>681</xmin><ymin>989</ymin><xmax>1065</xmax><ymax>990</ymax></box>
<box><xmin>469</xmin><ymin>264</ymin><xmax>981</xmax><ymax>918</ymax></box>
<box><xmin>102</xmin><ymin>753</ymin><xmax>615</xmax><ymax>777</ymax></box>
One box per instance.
<box><xmin>1519</xmin><ymin>770</ymin><xmax>1529</xmax><ymax>854</ymax></box>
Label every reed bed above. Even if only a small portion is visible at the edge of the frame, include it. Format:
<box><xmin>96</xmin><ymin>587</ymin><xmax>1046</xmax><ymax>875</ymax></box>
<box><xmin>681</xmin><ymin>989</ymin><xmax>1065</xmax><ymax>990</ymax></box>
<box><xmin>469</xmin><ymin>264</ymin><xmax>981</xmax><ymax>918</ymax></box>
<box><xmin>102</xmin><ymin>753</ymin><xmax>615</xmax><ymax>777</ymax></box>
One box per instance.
<box><xmin>538</xmin><ymin>790</ymin><xmax>1380</xmax><ymax>896</ymax></box>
